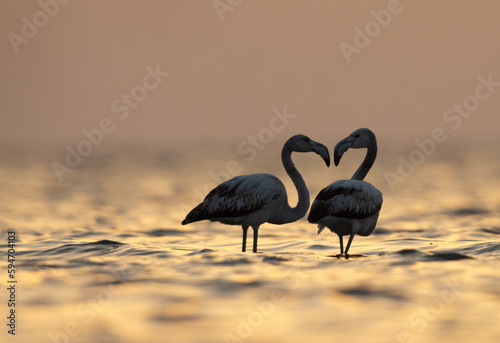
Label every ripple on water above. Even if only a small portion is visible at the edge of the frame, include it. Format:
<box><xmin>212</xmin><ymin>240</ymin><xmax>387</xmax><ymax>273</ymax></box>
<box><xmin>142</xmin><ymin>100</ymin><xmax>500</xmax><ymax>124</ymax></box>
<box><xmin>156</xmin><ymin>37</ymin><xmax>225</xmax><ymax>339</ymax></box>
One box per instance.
<box><xmin>338</xmin><ymin>285</ymin><xmax>407</xmax><ymax>301</ymax></box>
<box><xmin>306</xmin><ymin>244</ymin><xmax>333</xmax><ymax>250</ymax></box>
<box><xmin>373</xmin><ymin>227</ymin><xmax>425</xmax><ymax>235</ymax></box>
<box><xmin>395</xmin><ymin>248</ymin><xmax>423</xmax><ymax>255</ymax></box>
<box><xmin>145</xmin><ymin>228</ymin><xmax>188</xmax><ymax>237</ymax></box>
<box><xmin>37</xmin><ymin>240</ymin><xmax>126</xmax><ymax>256</ymax></box>
<box><xmin>422</xmin><ymin>252</ymin><xmax>473</xmax><ymax>261</ymax></box>
<box><xmin>212</xmin><ymin>257</ymin><xmax>252</xmax><ymax>266</ymax></box>
<box><xmin>394</xmin><ymin>249</ymin><xmax>473</xmax><ymax>262</ymax></box>
<box><xmin>186</xmin><ymin>248</ymin><xmax>216</xmax><ymax>256</ymax></box>
<box><xmin>262</xmin><ymin>255</ymin><xmax>289</xmax><ymax>264</ymax></box>
<box><xmin>459</xmin><ymin>241</ymin><xmax>500</xmax><ymax>255</ymax></box>
<box><xmin>201</xmin><ymin>279</ymin><xmax>265</xmax><ymax>294</ymax></box>
<box><xmin>481</xmin><ymin>227</ymin><xmax>500</xmax><ymax>235</ymax></box>
<box><xmin>115</xmin><ymin>246</ymin><xmax>167</xmax><ymax>256</ymax></box>
<box><xmin>447</xmin><ymin>207</ymin><xmax>490</xmax><ymax>216</ymax></box>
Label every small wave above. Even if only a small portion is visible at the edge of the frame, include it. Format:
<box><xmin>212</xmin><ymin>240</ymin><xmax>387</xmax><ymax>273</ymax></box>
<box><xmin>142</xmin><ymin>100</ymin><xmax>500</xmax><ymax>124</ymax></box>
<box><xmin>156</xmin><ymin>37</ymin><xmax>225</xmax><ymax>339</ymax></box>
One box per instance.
<box><xmin>460</xmin><ymin>242</ymin><xmax>500</xmax><ymax>255</ymax></box>
<box><xmin>374</xmin><ymin>228</ymin><xmax>425</xmax><ymax>235</ymax></box>
<box><xmin>447</xmin><ymin>207</ymin><xmax>489</xmax><ymax>216</ymax></box>
<box><xmin>306</xmin><ymin>244</ymin><xmax>332</xmax><ymax>250</ymax></box>
<box><xmin>86</xmin><ymin>239</ymin><xmax>124</xmax><ymax>245</ymax></box>
<box><xmin>262</xmin><ymin>256</ymin><xmax>289</xmax><ymax>264</ymax></box>
<box><xmin>481</xmin><ymin>227</ymin><xmax>500</xmax><ymax>235</ymax></box>
<box><xmin>213</xmin><ymin>257</ymin><xmax>252</xmax><ymax>266</ymax></box>
<box><xmin>422</xmin><ymin>252</ymin><xmax>473</xmax><ymax>261</ymax></box>
<box><xmin>201</xmin><ymin>279</ymin><xmax>265</xmax><ymax>293</ymax></box>
<box><xmin>394</xmin><ymin>249</ymin><xmax>472</xmax><ymax>262</ymax></box>
<box><xmin>145</xmin><ymin>228</ymin><xmax>188</xmax><ymax>237</ymax></box>
<box><xmin>186</xmin><ymin>248</ymin><xmax>216</xmax><ymax>256</ymax></box>
<box><xmin>339</xmin><ymin>286</ymin><xmax>406</xmax><ymax>300</ymax></box>
<box><xmin>38</xmin><ymin>240</ymin><xmax>125</xmax><ymax>256</ymax></box>
<box><xmin>396</xmin><ymin>249</ymin><xmax>424</xmax><ymax>255</ymax></box>
<box><xmin>115</xmin><ymin>247</ymin><xmax>166</xmax><ymax>256</ymax></box>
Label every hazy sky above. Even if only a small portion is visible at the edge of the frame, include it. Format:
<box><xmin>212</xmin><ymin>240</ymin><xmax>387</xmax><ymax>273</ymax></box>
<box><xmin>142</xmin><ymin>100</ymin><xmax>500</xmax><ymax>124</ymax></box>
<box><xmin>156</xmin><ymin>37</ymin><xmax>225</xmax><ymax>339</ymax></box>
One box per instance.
<box><xmin>2</xmin><ymin>0</ymin><xmax>500</xmax><ymax>152</ymax></box>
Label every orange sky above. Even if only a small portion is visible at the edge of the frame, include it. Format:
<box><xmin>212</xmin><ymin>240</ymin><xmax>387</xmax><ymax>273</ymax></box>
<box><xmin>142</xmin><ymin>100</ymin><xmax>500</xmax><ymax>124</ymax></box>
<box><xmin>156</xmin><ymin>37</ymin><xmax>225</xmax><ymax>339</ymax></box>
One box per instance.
<box><xmin>1</xmin><ymin>0</ymin><xmax>500</xmax><ymax>152</ymax></box>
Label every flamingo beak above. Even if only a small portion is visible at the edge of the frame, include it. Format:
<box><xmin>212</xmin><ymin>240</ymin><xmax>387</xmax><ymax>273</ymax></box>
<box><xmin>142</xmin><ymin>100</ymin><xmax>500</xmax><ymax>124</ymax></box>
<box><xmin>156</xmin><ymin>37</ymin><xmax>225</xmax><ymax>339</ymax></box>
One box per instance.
<box><xmin>317</xmin><ymin>226</ymin><xmax>325</xmax><ymax>234</ymax></box>
<box><xmin>334</xmin><ymin>136</ymin><xmax>355</xmax><ymax>166</ymax></box>
<box><xmin>311</xmin><ymin>141</ymin><xmax>331</xmax><ymax>167</ymax></box>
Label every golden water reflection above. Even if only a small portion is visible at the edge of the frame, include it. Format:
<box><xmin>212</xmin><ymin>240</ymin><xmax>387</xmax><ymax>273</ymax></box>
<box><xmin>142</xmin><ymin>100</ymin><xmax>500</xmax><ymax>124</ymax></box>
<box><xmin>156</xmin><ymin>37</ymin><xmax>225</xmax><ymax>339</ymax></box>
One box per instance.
<box><xmin>1</xmin><ymin>148</ymin><xmax>499</xmax><ymax>343</ymax></box>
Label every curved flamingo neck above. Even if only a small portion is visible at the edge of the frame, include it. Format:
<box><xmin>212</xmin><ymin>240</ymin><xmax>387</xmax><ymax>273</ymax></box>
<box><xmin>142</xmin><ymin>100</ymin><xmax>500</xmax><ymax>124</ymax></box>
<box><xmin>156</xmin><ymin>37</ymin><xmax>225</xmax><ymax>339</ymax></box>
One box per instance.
<box><xmin>279</xmin><ymin>141</ymin><xmax>310</xmax><ymax>223</ymax></box>
<box><xmin>352</xmin><ymin>142</ymin><xmax>377</xmax><ymax>181</ymax></box>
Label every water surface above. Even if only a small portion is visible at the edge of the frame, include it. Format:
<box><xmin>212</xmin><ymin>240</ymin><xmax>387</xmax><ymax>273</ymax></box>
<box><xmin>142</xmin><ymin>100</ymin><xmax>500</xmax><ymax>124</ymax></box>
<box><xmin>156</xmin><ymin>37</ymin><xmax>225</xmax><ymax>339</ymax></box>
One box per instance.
<box><xmin>1</xmin><ymin>148</ymin><xmax>499</xmax><ymax>343</ymax></box>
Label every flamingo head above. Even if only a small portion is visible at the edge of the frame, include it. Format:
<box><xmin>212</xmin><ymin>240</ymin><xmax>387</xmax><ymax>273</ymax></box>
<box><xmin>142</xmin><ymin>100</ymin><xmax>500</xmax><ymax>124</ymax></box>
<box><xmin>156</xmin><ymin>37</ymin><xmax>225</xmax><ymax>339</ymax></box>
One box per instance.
<box><xmin>334</xmin><ymin>128</ymin><xmax>376</xmax><ymax>166</ymax></box>
<box><xmin>289</xmin><ymin>134</ymin><xmax>330</xmax><ymax>167</ymax></box>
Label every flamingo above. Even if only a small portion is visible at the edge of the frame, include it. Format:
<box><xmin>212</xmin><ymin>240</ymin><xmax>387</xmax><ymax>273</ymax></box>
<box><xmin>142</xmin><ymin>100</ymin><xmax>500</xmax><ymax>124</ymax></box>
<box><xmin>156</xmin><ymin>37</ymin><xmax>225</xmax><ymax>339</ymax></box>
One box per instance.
<box><xmin>308</xmin><ymin>128</ymin><xmax>383</xmax><ymax>257</ymax></box>
<box><xmin>182</xmin><ymin>134</ymin><xmax>330</xmax><ymax>253</ymax></box>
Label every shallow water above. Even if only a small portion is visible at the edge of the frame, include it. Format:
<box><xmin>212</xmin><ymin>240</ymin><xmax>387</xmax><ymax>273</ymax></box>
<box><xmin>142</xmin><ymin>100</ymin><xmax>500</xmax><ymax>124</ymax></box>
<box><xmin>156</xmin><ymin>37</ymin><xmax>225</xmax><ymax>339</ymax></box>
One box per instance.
<box><xmin>1</xmin><ymin>147</ymin><xmax>499</xmax><ymax>343</ymax></box>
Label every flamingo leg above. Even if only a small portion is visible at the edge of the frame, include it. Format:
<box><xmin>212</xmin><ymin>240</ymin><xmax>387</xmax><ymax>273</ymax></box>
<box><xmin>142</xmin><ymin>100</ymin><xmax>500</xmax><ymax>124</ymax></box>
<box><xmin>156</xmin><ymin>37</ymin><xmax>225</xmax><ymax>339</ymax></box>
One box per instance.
<box><xmin>252</xmin><ymin>226</ymin><xmax>260</xmax><ymax>253</ymax></box>
<box><xmin>241</xmin><ymin>225</ymin><xmax>249</xmax><ymax>252</ymax></box>
<box><xmin>338</xmin><ymin>234</ymin><xmax>344</xmax><ymax>255</ymax></box>
<box><xmin>345</xmin><ymin>232</ymin><xmax>356</xmax><ymax>257</ymax></box>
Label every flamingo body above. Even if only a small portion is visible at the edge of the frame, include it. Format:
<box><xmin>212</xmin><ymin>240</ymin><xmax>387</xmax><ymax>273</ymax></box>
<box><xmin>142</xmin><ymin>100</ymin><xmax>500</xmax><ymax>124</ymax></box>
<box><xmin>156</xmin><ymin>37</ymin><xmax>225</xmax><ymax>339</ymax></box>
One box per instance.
<box><xmin>182</xmin><ymin>174</ymin><xmax>288</xmax><ymax>226</ymax></box>
<box><xmin>308</xmin><ymin>179</ymin><xmax>382</xmax><ymax>237</ymax></box>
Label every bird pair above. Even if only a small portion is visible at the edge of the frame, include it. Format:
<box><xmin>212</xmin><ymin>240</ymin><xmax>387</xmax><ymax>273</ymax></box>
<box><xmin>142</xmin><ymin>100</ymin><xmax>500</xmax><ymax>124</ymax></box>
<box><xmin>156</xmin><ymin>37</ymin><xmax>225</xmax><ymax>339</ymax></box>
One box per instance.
<box><xmin>182</xmin><ymin>128</ymin><xmax>382</xmax><ymax>257</ymax></box>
